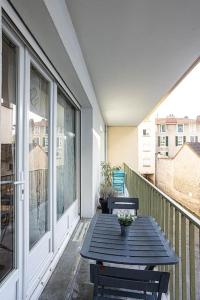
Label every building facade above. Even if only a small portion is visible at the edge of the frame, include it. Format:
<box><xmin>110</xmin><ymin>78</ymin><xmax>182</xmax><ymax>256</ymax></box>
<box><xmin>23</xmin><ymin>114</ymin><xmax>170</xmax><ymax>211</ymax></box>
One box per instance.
<box><xmin>156</xmin><ymin>115</ymin><xmax>200</xmax><ymax>157</ymax></box>
<box><xmin>0</xmin><ymin>1</ymin><xmax>105</xmax><ymax>300</ymax></box>
<box><xmin>138</xmin><ymin>120</ymin><xmax>155</xmax><ymax>182</ymax></box>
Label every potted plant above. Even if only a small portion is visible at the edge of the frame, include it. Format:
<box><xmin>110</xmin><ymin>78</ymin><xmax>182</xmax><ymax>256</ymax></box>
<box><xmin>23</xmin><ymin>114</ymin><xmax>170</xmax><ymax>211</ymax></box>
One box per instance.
<box><xmin>117</xmin><ymin>211</ymin><xmax>136</xmax><ymax>236</ymax></box>
<box><xmin>99</xmin><ymin>183</ymin><xmax>117</xmax><ymax>213</ymax></box>
<box><xmin>99</xmin><ymin>161</ymin><xmax>118</xmax><ymax>213</ymax></box>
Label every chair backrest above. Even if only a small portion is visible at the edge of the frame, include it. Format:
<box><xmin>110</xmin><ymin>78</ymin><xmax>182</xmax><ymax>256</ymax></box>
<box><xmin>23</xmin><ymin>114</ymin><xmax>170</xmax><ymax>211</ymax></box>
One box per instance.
<box><xmin>90</xmin><ymin>264</ymin><xmax>170</xmax><ymax>300</ymax></box>
<box><xmin>107</xmin><ymin>197</ymin><xmax>139</xmax><ymax>215</ymax></box>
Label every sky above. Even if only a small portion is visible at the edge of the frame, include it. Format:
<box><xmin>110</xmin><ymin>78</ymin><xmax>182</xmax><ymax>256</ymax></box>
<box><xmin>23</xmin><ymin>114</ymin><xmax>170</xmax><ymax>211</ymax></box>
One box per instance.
<box><xmin>153</xmin><ymin>62</ymin><xmax>200</xmax><ymax>119</ymax></box>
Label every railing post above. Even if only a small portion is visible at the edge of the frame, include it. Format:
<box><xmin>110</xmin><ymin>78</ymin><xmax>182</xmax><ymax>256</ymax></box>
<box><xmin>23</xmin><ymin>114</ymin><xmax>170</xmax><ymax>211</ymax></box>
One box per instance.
<box><xmin>189</xmin><ymin>222</ymin><xmax>195</xmax><ymax>300</ymax></box>
<box><xmin>181</xmin><ymin>215</ymin><xmax>187</xmax><ymax>300</ymax></box>
<box><xmin>175</xmin><ymin>209</ymin><xmax>180</xmax><ymax>300</ymax></box>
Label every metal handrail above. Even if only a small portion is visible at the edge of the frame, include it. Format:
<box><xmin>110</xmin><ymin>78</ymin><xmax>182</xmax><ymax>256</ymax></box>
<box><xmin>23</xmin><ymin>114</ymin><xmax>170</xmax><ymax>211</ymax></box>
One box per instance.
<box><xmin>124</xmin><ymin>163</ymin><xmax>200</xmax><ymax>227</ymax></box>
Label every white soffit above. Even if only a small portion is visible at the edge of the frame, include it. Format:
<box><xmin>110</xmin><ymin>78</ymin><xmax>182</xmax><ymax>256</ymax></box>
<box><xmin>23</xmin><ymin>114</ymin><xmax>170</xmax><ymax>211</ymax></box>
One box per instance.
<box><xmin>66</xmin><ymin>0</ymin><xmax>200</xmax><ymax>126</ymax></box>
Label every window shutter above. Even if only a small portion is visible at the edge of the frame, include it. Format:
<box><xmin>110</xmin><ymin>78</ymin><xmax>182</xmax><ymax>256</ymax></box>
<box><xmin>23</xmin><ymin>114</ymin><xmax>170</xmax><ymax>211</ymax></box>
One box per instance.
<box><xmin>195</xmin><ymin>136</ymin><xmax>198</xmax><ymax>142</ymax></box>
<box><xmin>166</xmin><ymin>136</ymin><xmax>168</xmax><ymax>146</ymax></box>
<box><xmin>158</xmin><ymin>136</ymin><xmax>160</xmax><ymax>147</ymax></box>
<box><xmin>183</xmin><ymin>136</ymin><xmax>186</xmax><ymax>143</ymax></box>
<box><xmin>175</xmin><ymin>136</ymin><xmax>178</xmax><ymax>146</ymax></box>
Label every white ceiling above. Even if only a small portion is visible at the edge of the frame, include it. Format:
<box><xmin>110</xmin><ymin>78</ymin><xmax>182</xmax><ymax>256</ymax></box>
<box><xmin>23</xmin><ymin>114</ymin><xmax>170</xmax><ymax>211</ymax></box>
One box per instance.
<box><xmin>66</xmin><ymin>0</ymin><xmax>200</xmax><ymax>126</ymax></box>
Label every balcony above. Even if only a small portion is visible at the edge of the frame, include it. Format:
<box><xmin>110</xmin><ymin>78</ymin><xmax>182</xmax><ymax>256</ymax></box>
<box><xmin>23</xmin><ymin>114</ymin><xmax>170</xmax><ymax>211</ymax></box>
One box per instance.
<box><xmin>39</xmin><ymin>164</ymin><xmax>200</xmax><ymax>300</ymax></box>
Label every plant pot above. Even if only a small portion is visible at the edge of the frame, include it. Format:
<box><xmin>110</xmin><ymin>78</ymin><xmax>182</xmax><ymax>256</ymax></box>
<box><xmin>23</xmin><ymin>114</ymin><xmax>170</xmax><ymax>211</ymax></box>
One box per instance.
<box><xmin>120</xmin><ymin>224</ymin><xmax>130</xmax><ymax>237</ymax></box>
<box><xmin>99</xmin><ymin>198</ymin><xmax>109</xmax><ymax>214</ymax></box>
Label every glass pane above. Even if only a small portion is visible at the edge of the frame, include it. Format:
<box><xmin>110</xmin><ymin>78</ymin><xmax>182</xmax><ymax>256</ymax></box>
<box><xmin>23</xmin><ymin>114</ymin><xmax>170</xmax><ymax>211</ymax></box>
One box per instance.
<box><xmin>57</xmin><ymin>91</ymin><xmax>76</xmax><ymax>220</ymax></box>
<box><xmin>29</xmin><ymin>65</ymin><xmax>49</xmax><ymax>249</ymax></box>
<box><xmin>0</xmin><ymin>37</ymin><xmax>16</xmax><ymax>282</ymax></box>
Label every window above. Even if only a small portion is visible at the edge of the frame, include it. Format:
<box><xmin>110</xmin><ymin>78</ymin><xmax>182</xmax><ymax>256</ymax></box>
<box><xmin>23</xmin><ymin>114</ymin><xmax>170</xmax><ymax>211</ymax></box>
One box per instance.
<box><xmin>143</xmin><ymin>158</ymin><xmax>151</xmax><ymax>167</ymax></box>
<box><xmin>158</xmin><ymin>136</ymin><xmax>168</xmax><ymax>147</ymax></box>
<box><xmin>177</xmin><ymin>124</ymin><xmax>184</xmax><ymax>133</ymax></box>
<box><xmin>160</xmin><ymin>124</ymin><xmax>166</xmax><ymax>133</ymax></box>
<box><xmin>143</xmin><ymin>129</ymin><xmax>150</xmax><ymax>136</ymax></box>
<box><xmin>175</xmin><ymin>136</ymin><xmax>186</xmax><ymax>146</ymax></box>
<box><xmin>34</xmin><ymin>126</ymin><xmax>40</xmax><ymax>135</ymax></box>
<box><xmin>33</xmin><ymin>137</ymin><xmax>40</xmax><ymax>145</ymax></box>
<box><xmin>42</xmin><ymin>137</ymin><xmax>48</xmax><ymax>147</ymax></box>
<box><xmin>190</xmin><ymin>136</ymin><xmax>198</xmax><ymax>143</ymax></box>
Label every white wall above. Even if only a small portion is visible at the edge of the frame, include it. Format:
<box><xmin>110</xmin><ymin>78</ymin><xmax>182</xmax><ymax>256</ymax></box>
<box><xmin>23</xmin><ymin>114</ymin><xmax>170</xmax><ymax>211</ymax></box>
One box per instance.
<box><xmin>5</xmin><ymin>0</ymin><xmax>105</xmax><ymax>217</ymax></box>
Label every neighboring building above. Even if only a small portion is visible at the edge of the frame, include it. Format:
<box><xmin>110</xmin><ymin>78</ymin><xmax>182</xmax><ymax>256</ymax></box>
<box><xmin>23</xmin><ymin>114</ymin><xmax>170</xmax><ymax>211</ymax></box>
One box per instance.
<box><xmin>138</xmin><ymin>120</ymin><xmax>155</xmax><ymax>182</ymax></box>
<box><xmin>173</xmin><ymin>142</ymin><xmax>200</xmax><ymax>199</ymax></box>
<box><xmin>156</xmin><ymin>142</ymin><xmax>200</xmax><ymax>216</ymax></box>
<box><xmin>156</xmin><ymin>115</ymin><xmax>200</xmax><ymax>157</ymax></box>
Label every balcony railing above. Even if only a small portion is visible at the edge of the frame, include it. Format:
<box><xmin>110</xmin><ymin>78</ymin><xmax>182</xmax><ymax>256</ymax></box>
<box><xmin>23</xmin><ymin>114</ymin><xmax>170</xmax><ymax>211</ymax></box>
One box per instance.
<box><xmin>124</xmin><ymin>163</ymin><xmax>200</xmax><ymax>300</ymax></box>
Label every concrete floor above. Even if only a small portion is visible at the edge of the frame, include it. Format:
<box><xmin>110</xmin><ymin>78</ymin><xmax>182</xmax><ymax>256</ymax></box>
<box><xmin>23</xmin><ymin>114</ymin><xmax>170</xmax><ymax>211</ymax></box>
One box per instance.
<box><xmin>39</xmin><ymin>219</ymin><xmax>93</xmax><ymax>300</ymax></box>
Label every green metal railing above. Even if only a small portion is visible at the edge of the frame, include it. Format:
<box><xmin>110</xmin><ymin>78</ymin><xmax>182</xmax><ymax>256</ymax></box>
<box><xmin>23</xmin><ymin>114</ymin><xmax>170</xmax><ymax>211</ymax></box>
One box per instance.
<box><xmin>124</xmin><ymin>163</ymin><xmax>200</xmax><ymax>300</ymax></box>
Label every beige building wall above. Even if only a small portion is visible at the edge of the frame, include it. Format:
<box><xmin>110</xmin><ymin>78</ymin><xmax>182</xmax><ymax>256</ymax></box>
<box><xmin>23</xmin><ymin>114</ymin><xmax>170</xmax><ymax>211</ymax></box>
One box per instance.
<box><xmin>173</xmin><ymin>146</ymin><xmax>200</xmax><ymax>199</ymax></box>
<box><xmin>107</xmin><ymin>126</ymin><xmax>138</xmax><ymax>171</ymax></box>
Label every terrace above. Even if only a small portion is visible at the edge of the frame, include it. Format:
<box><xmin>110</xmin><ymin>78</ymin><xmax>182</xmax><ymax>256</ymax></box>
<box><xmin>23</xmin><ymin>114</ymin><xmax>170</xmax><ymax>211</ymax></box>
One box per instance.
<box><xmin>39</xmin><ymin>164</ymin><xmax>200</xmax><ymax>300</ymax></box>
<box><xmin>1</xmin><ymin>1</ymin><xmax>200</xmax><ymax>300</ymax></box>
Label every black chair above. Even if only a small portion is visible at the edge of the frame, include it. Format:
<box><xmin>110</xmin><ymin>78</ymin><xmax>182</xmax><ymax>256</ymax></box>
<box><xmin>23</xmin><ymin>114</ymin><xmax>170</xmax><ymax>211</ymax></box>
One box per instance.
<box><xmin>90</xmin><ymin>264</ymin><xmax>170</xmax><ymax>300</ymax></box>
<box><xmin>108</xmin><ymin>197</ymin><xmax>139</xmax><ymax>215</ymax></box>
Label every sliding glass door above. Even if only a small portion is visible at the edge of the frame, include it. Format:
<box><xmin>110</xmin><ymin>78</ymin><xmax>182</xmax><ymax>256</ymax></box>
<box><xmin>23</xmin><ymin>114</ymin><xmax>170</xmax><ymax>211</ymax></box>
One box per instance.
<box><xmin>0</xmin><ymin>31</ymin><xmax>24</xmax><ymax>300</ymax></box>
<box><xmin>56</xmin><ymin>90</ymin><xmax>76</xmax><ymax>220</ymax></box>
<box><xmin>54</xmin><ymin>88</ymin><xmax>79</xmax><ymax>250</ymax></box>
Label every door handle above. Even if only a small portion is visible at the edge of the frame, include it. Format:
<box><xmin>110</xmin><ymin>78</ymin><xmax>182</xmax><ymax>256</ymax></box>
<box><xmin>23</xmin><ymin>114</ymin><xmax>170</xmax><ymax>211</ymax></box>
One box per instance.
<box><xmin>13</xmin><ymin>181</ymin><xmax>24</xmax><ymax>185</ymax></box>
<box><xmin>0</xmin><ymin>181</ymin><xmax>24</xmax><ymax>185</ymax></box>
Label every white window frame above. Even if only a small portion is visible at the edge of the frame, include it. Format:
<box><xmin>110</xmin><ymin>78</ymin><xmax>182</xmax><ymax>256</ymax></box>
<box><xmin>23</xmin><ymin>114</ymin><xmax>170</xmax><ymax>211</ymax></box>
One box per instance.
<box><xmin>160</xmin><ymin>124</ymin><xmax>166</xmax><ymax>133</ymax></box>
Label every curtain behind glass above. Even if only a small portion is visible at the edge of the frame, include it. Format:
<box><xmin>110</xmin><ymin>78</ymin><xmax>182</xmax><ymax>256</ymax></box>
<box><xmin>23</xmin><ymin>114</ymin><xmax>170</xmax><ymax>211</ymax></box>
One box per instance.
<box><xmin>57</xmin><ymin>91</ymin><xmax>76</xmax><ymax>220</ymax></box>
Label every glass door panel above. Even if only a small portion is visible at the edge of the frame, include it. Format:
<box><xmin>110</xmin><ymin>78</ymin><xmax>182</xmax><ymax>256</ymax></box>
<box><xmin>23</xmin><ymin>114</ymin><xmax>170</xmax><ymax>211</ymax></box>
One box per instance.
<box><xmin>29</xmin><ymin>65</ymin><xmax>49</xmax><ymax>249</ymax></box>
<box><xmin>0</xmin><ymin>36</ymin><xmax>16</xmax><ymax>282</ymax></box>
<box><xmin>56</xmin><ymin>90</ymin><xmax>76</xmax><ymax>220</ymax></box>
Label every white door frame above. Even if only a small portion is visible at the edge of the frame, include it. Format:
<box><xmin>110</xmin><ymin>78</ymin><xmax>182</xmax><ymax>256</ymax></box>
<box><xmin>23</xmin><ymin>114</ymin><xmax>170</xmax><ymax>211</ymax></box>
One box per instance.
<box><xmin>23</xmin><ymin>51</ymin><xmax>54</xmax><ymax>299</ymax></box>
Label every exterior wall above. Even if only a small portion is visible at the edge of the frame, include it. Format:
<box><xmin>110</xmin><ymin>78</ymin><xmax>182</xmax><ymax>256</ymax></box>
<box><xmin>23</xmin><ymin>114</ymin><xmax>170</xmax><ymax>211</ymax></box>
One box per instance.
<box><xmin>156</xmin><ymin>149</ymin><xmax>200</xmax><ymax>215</ymax></box>
<box><xmin>107</xmin><ymin>126</ymin><xmax>138</xmax><ymax>170</ymax></box>
<box><xmin>173</xmin><ymin>146</ymin><xmax>200</xmax><ymax>199</ymax></box>
<box><xmin>156</xmin><ymin>158</ymin><xmax>174</xmax><ymax>194</ymax></box>
<box><xmin>138</xmin><ymin>120</ymin><xmax>155</xmax><ymax>175</ymax></box>
<box><xmin>0</xmin><ymin>1</ymin><xmax>105</xmax><ymax>300</ymax></box>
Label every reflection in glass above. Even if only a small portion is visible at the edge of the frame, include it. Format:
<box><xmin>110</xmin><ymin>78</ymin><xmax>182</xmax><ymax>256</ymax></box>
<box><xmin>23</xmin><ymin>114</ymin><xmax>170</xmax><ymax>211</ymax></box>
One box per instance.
<box><xmin>29</xmin><ymin>65</ymin><xmax>49</xmax><ymax>249</ymax></box>
<box><xmin>0</xmin><ymin>37</ymin><xmax>16</xmax><ymax>282</ymax></box>
<box><xmin>57</xmin><ymin>90</ymin><xmax>76</xmax><ymax>220</ymax></box>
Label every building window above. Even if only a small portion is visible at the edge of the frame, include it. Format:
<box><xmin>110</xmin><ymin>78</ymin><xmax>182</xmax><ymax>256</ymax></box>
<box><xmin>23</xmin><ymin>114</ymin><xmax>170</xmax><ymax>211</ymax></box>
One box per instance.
<box><xmin>158</xmin><ymin>136</ymin><xmax>168</xmax><ymax>147</ymax></box>
<box><xmin>143</xmin><ymin>129</ymin><xmax>150</xmax><ymax>136</ymax></box>
<box><xmin>177</xmin><ymin>124</ymin><xmax>184</xmax><ymax>133</ymax></box>
<box><xmin>33</xmin><ymin>137</ymin><xmax>40</xmax><ymax>145</ymax></box>
<box><xmin>34</xmin><ymin>126</ymin><xmax>40</xmax><ymax>135</ymax></box>
<box><xmin>160</xmin><ymin>124</ymin><xmax>166</xmax><ymax>133</ymax></box>
<box><xmin>143</xmin><ymin>159</ymin><xmax>151</xmax><ymax>167</ymax></box>
<box><xmin>175</xmin><ymin>136</ymin><xmax>186</xmax><ymax>146</ymax></box>
<box><xmin>190</xmin><ymin>136</ymin><xmax>198</xmax><ymax>143</ymax></box>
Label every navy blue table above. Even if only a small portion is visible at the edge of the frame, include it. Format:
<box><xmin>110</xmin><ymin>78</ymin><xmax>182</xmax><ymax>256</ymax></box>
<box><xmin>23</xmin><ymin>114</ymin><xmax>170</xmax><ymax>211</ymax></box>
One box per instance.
<box><xmin>81</xmin><ymin>214</ymin><xmax>178</xmax><ymax>266</ymax></box>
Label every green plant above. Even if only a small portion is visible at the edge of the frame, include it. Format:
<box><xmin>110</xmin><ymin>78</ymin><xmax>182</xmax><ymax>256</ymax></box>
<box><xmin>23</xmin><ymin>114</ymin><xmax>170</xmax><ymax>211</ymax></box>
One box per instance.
<box><xmin>117</xmin><ymin>211</ymin><xmax>136</xmax><ymax>226</ymax></box>
<box><xmin>101</xmin><ymin>161</ymin><xmax>113</xmax><ymax>186</ymax></box>
<box><xmin>99</xmin><ymin>183</ymin><xmax>117</xmax><ymax>200</ymax></box>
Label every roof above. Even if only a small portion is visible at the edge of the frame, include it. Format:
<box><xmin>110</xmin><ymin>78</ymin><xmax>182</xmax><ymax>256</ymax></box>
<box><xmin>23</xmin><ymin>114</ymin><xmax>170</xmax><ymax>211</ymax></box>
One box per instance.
<box><xmin>187</xmin><ymin>142</ymin><xmax>200</xmax><ymax>157</ymax></box>
<box><xmin>156</xmin><ymin>116</ymin><xmax>200</xmax><ymax>125</ymax></box>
